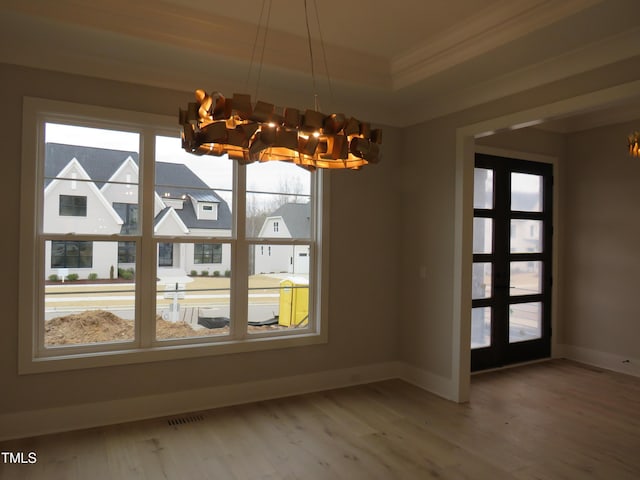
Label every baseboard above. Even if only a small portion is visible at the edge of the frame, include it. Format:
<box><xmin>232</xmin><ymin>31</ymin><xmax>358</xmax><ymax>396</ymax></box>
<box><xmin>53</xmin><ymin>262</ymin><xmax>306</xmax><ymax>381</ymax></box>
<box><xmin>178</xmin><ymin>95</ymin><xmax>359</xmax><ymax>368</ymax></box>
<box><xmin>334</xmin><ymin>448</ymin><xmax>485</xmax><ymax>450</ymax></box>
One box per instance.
<box><xmin>0</xmin><ymin>361</ymin><xmax>403</xmax><ymax>442</ymax></box>
<box><xmin>558</xmin><ymin>344</ymin><xmax>640</xmax><ymax>377</ymax></box>
<box><xmin>398</xmin><ymin>363</ymin><xmax>457</xmax><ymax>401</ymax></box>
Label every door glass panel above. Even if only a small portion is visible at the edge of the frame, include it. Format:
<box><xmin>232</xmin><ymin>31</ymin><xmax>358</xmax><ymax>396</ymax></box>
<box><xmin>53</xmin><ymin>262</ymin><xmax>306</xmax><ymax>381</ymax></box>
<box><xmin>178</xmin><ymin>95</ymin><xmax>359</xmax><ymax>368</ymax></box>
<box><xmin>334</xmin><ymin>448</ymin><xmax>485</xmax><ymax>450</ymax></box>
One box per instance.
<box><xmin>474</xmin><ymin>168</ymin><xmax>493</xmax><ymax>209</ymax></box>
<box><xmin>473</xmin><ymin>218</ymin><xmax>493</xmax><ymax>254</ymax></box>
<box><xmin>510</xmin><ymin>261</ymin><xmax>542</xmax><ymax>296</ymax></box>
<box><xmin>471</xmin><ymin>307</ymin><xmax>491</xmax><ymax>349</ymax></box>
<box><xmin>509</xmin><ymin>302</ymin><xmax>542</xmax><ymax>343</ymax></box>
<box><xmin>472</xmin><ymin>262</ymin><xmax>492</xmax><ymax>299</ymax></box>
<box><xmin>511</xmin><ymin>173</ymin><xmax>542</xmax><ymax>212</ymax></box>
<box><xmin>510</xmin><ymin>219</ymin><xmax>542</xmax><ymax>253</ymax></box>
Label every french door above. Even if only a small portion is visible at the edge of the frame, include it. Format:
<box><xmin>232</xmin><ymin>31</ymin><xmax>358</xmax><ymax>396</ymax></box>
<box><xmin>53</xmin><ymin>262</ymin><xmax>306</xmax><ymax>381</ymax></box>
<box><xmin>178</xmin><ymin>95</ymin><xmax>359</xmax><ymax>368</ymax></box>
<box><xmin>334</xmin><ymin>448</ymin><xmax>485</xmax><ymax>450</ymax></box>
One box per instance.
<box><xmin>471</xmin><ymin>154</ymin><xmax>553</xmax><ymax>372</ymax></box>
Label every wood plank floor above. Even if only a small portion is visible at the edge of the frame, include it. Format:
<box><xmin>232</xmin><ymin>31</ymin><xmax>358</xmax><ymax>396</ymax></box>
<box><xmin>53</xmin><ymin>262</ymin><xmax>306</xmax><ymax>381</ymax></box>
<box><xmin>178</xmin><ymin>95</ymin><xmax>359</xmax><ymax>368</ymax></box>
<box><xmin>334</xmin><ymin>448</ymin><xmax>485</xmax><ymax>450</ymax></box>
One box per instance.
<box><xmin>1</xmin><ymin>359</ymin><xmax>639</xmax><ymax>479</ymax></box>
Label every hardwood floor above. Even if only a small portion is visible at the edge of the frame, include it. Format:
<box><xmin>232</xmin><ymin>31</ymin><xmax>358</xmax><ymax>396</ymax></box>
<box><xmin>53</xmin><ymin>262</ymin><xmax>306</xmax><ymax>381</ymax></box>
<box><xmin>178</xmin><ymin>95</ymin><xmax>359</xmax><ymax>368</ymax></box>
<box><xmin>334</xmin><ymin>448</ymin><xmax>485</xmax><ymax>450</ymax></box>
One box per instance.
<box><xmin>1</xmin><ymin>359</ymin><xmax>639</xmax><ymax>479</ymax></box>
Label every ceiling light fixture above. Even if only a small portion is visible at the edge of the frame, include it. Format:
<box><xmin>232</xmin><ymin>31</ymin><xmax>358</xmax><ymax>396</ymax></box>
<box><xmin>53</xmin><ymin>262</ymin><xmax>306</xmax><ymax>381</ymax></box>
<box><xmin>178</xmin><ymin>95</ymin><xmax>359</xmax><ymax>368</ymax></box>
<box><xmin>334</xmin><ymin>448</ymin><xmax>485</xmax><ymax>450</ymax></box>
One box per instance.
<box><xmin>179</xmin><ymin>0</ymin><xmax>381</xmax><ymax>170</ymax></box>
<box><xmin>628</xmin><ymin>131</ymin><xmax>639</xmax><ymax>157</ymax></box>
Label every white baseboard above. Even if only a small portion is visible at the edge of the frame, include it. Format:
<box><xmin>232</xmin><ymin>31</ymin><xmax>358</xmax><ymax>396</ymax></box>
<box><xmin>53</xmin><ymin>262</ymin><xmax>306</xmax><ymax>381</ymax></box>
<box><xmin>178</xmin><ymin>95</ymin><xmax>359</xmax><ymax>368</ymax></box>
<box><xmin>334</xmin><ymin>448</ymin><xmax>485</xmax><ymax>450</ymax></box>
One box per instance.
<box><xmin>399</xmin><ymin>363</ymin><xmax>457</xmax><ymax>401</ymax></box>
<box><xmin>0</xmin><ymin>361</ymin><xmax>403</xmax><ymax>442</ymax></box>
<box><xmin>558</xmin><ymin>344</ymin><xmax>640</xmax><ymax>377</ymax></box>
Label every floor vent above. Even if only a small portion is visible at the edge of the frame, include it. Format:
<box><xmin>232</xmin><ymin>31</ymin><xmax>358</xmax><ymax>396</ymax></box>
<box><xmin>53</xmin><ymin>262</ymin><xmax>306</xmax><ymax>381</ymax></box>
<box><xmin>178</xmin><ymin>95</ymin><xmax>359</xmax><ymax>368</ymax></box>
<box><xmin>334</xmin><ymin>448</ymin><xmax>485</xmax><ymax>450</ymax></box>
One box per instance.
<box><xmin>167</xmin><ymin>414</ymin><xmax>204</xmax><ymax>427</ymax></box>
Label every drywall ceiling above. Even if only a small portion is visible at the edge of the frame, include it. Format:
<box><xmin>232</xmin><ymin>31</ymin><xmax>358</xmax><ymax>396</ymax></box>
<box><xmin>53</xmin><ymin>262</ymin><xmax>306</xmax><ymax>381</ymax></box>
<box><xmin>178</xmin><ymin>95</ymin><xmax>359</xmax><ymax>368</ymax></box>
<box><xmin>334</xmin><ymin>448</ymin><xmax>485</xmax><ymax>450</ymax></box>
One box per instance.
<box><xmin>1</xmin><ymin>0</ymin><xmax>639</xmax><ymax>126</ymax></box>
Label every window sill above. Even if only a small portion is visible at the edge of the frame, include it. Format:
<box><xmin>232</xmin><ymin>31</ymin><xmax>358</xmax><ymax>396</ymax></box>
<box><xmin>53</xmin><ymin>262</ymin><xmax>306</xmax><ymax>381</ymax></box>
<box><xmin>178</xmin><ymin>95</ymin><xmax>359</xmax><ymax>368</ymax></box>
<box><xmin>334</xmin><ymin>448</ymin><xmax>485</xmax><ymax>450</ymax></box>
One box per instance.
<box><xmin>19</xmin><ymin>330</ymin><xmax>327</xmax><ymax>375</ymax></box>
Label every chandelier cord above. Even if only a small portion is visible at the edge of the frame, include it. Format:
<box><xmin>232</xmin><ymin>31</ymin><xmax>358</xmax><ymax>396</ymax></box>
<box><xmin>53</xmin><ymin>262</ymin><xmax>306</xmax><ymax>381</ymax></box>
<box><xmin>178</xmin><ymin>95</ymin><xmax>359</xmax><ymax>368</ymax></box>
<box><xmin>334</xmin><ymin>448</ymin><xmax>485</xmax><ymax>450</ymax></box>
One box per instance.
<box><xmin>303</xmin><ymin>0</ymin><xmax>318</xmax><ymax>110</ymax></box>
<box><xmin>312</xmin><ymin>0</ymin><xmax>333</xmax><ymax>108</ymax></box>
<box><xmin>245</xmin><ymin>0</ymin><xmax>267</xmax><ymax>94</ymax></box>
<box><xmin>254</xmin><ymin>0</ymin><xmax>273</xmax><ymax>100</ymax></box>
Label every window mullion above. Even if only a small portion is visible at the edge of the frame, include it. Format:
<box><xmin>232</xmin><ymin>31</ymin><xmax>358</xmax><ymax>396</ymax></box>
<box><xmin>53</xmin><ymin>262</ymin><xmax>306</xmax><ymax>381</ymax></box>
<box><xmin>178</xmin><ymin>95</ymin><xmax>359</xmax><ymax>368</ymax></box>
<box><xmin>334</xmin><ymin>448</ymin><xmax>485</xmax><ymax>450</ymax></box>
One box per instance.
<box><xmin>233</xmin><ymin>162</ymin><xmax>248</xmax><ymax>340</ymax></box>
<box><xmin>139</xmin><ymin>129</ymin><xmax>156</xmax><ymax>347</ymax></box>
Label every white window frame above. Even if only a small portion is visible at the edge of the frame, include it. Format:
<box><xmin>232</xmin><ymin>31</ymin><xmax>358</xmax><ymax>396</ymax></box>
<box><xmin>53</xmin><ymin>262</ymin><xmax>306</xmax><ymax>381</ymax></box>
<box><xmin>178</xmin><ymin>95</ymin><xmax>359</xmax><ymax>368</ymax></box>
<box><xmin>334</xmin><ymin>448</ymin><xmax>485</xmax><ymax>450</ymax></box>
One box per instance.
<box><xmin>19</xmin><ymin>97</ymin><xmax>330</xmax><ymax>374</ymax></box>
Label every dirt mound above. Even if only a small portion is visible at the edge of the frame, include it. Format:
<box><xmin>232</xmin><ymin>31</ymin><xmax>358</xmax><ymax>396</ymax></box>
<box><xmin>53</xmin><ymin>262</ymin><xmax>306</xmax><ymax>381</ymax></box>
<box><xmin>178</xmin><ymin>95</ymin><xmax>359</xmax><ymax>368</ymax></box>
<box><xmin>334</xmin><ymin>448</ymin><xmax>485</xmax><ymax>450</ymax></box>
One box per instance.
<box><xmin>45</xmin><ymin>310</ymin><xmax>134</xmax><ymax>345</ymax></box>
<box><xmin>45</xmin><ymin>310</ymin><xmax>283</xmax><ymax>345</ymax></box>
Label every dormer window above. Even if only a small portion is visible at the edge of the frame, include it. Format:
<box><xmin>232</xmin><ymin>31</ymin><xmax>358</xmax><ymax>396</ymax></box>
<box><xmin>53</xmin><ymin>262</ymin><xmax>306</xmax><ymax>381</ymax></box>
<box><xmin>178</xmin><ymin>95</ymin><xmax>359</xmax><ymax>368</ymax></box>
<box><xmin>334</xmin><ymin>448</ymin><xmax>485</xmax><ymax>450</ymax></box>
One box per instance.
<box><xmin>197</xmin><ymin>201</ymin><xmax>218</xmax><ymax>220</ymax></box>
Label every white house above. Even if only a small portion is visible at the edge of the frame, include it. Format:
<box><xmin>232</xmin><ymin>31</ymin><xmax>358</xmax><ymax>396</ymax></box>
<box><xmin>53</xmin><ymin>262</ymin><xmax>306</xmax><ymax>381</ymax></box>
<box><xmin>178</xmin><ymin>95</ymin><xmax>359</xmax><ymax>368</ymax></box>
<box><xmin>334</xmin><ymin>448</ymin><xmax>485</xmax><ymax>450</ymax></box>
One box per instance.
<box><xmin>44</xmin><ymin>143</ymin><xmax>232</xmax><ymax>280</ymax></box>
<box><xmin>254</xmin><ymin>202</ymin><xmax>310</xmax><ymax>275</ymax></box>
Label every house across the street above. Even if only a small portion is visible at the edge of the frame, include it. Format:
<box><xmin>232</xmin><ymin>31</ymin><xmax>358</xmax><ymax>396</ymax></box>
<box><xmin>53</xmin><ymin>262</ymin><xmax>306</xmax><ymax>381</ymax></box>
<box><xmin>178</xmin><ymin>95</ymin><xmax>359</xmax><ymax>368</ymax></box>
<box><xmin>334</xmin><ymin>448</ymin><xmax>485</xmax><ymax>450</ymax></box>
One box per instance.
<box><xmin>43</xmin><ymin>143</ymin><xmax>232</xmax><ymax>280</ymax></box>
<box><xmin>254</xmin><ymin>202</ymin><xmax>310</xmax><ymax>275</ymax></box>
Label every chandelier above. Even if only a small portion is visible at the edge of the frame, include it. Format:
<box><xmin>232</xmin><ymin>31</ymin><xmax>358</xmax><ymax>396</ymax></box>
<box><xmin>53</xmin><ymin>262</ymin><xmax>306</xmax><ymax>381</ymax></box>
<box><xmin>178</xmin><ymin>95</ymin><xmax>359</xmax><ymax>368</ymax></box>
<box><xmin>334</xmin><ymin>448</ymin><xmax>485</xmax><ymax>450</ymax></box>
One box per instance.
<box><xmin>179</xmin><ymin>0</ymin><xmax>381</xmax><ymax>170</ymax></box>
<box><xmin>629</xmin><ymin>131</ymin><xmax>639</xmax><ymax>157</ymax></box>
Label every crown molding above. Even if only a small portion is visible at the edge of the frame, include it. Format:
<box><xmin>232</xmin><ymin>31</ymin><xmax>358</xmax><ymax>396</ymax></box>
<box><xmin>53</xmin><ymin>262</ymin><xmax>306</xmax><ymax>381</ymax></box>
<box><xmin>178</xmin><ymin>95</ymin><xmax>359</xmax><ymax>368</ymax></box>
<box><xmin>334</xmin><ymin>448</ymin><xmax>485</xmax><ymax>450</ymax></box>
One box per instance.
<box><xmin>390</xmin><ymin>0</ymin><xmax>603</xmax><ymax>90</ymax></box>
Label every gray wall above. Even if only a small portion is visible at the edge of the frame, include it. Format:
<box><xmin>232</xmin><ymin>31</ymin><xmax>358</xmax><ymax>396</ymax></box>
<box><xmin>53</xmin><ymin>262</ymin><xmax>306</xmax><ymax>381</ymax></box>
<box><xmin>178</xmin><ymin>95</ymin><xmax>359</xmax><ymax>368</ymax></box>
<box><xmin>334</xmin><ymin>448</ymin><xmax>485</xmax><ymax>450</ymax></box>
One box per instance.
<box><xmin>397</xmin><ymin>55</ymin><xmax>640</xmax><ymax>380</ymax></box>
<box><xmin>0</xmin><ymin>63</ymin><xmax>400</xmax><ymax>415</ymax></box>
<box><xmin>3</xmin><ymin>50</ymin><xmax>640</xmax><ymax>419</ymax></box>
<box><xmin>561</xmin><ymin>120</ymin><xmax>640</xmax><ymax>359</ymax></box>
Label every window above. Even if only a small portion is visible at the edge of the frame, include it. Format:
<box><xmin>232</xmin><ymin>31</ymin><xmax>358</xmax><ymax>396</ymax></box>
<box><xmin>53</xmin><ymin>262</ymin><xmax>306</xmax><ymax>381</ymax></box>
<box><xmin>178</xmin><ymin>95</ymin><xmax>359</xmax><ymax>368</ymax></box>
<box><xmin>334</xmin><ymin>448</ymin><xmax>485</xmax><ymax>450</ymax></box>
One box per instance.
<box><xmin>118</xmin><ymin>241</ymin><xmax>136</xmax><ymax>264</ymax></box>
<box><xmin>59</xmin><ymin>195</ymin><xmax>87</xmax><ymax>216</ymax></box>
<box><xmin>158</xmin><ymin>243</ymin><xmax>174</xmax><ymax>267</ymax></box>
<box><xmin>51</xmin><ymin>240</ymin><xmax>93</xmax><ymax>268</ymax></box>
<box><xmin>113</xmin><ymin>203</ymin><xmax>138</xmax><ymax>234</ymax></box>
<box><xmin>194</xmin><ymin>244</ymin><xmax>222</xmax><ymax>264</ymax></box>
<box><xmin>19</xmin><ymin>98</ymin><xmax>328</xmax><ymax>373</ymax></box>
<box><xmin>273</xmin><ymin>221</ymin><xmax>279</xmax><ymax>232</ymax></box>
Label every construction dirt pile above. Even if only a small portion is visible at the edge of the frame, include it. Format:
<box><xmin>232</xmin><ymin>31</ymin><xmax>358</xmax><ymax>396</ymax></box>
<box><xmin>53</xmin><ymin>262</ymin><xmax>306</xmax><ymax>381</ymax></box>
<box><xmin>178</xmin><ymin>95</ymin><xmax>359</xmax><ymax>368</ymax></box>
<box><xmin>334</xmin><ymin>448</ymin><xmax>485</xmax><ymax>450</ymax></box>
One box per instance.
<box><xmin>45</xmin><ymin>310</ymin><xmax>282</xmax><ymax>345</ymax></box>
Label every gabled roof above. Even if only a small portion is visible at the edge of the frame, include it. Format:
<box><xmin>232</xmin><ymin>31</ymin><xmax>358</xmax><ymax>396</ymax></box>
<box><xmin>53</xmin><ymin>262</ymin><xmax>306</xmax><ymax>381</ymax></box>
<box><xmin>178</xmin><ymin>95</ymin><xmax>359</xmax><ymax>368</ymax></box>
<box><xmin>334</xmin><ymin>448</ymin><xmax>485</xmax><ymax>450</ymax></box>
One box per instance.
<box><xmin>45</xmin><ymin>143</ymin><xmax>138</xmax><ymax>188</ymax></box>
<box><xmin>268</xmin><ymin>203</ymin><xmax>311</xmax><ymax>238</ymax></box>
<box><xmin>45</xmin><ymin>143</ymin><xmax>232</xmax><ymax>230</ymax></box>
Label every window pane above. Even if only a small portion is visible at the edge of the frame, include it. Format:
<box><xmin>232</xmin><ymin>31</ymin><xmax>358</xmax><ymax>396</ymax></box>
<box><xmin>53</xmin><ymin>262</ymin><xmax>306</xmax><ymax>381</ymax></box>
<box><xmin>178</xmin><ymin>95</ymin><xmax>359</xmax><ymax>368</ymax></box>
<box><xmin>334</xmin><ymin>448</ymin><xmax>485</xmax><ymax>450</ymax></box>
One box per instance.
<box><xmin>473</xmin><ymin>217</ymin><xmax>493</xmax><ymax>254</ymax></box>
<box><xmin>44</xmin><ymin>124</ymin><xmax>139</xmax><ymax>235</ymax></box>
<box><xmin>249</xmin><ymin>244</ymin><xmax>310</xmax><ymax>333</ymax></box>
<box><xmin>474</xmin><ymin>168</ymin><xmax>493</xmax><ymax>209</ymax></box>
<box><xmin>471</xmin><ymin>307</ymin><xmax>491</xmax><ymax>349</ymax></box>
<box><xmin>510</xmin><ymin>261</ymin><xmax>542</xmax><ymax>296</ymax></box>
<box><xmin>472</xmin><ymin>262</ymin><xmax>492</xmax><ymax>299</ymax></box>
<box><xmin>50</xmin><ymin>240</ymin><xmax>93</xmax><ymax>269</ymax></box>
<box><xmin>44</xmin><ymin>241</ymin><xmax>135</xmax><ymax>347</ymax></box>
<box><xmin>154</xmin><ymin>136</ymin><xmax>233</xmax><ymax>238</ymax></box>
<box><xmin>246</xmin><ymin>162</ymin><xmax>311</xmax><ymax>239</ymax></box>
<box><xmin>510</xmin><ymin>219</ymin><xmax>542</xmax><ymax>253</ymax></box>
<box><xmin>156</xmin><ymin>244</ymin><xmax>232</xmax><ymax>340</ymax></box>
<box><xmin>509</xmin><ymin>302</ymin><xmax>542</xmax><ymax>343</ymax></box>
<box><xmin>511</xmin><ymin>172</ymin><xmax>542</xmax><ymax>212</ymax></box>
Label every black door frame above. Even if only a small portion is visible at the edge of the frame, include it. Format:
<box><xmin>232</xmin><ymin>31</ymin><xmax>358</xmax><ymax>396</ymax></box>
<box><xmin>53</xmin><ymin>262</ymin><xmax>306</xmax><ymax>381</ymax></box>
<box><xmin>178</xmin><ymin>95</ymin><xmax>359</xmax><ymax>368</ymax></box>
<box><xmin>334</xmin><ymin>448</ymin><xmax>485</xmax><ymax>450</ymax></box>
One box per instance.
<box><xmin>471</xmin><ymin>154</ymin><xmax>553</xmax><ymax>372</ymax></box>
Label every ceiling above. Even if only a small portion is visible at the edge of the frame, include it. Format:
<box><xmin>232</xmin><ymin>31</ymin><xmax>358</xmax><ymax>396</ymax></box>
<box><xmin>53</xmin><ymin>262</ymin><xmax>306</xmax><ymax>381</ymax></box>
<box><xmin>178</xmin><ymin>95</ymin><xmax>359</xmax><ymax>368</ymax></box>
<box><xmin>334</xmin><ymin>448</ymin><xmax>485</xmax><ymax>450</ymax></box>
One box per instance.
<box><xmin>1</xmin><ymin>0</ymin><xmax>640</xmax><ymax>129</ymax></box>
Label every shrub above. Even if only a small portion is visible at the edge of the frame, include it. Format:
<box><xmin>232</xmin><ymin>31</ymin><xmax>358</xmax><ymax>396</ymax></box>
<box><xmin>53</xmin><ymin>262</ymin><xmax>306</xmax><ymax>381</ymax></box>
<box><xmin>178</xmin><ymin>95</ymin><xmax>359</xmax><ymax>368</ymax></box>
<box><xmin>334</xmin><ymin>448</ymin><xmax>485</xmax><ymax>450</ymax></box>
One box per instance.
<box><xmin>201</xmin><ymin>270</ymin><xmax>209</xmax><ymax>276</ymax></box>
<box><xmin>118</xmin><ymin>267</ymin><xmax>135</xmax><ymax>280</ymax></box>
<box><xmin>88</xmin><ymin>273</ymin><xmax>98</xmax><ymax>281</ymax></box>
<box><xmin>66</xmin><ymin>273</ymin><xmax>79</xmax><ymax>281</ymax></box>
<box><xmin>224</xmin><ymin>270</ymin><xmax>231</xmax><ymax>277</ymax></box>
<box><xmin>110</xmin><ymin>265</ymin><xmax>114</xmax><ymax>280</ymax></box>
<box><xmin>213</xmin><ymin>270</ymin><xmax>220</xmax><ymax>277</ymax></box>
<box><xmin>48</xmin><ymin>274</ymin><xmax>59</xmax><ymax>282</ymax></box>
<box><xmin>190</xmin><ymin>270</ymin><xmax>198</xmax><ymax>276</ymax></box>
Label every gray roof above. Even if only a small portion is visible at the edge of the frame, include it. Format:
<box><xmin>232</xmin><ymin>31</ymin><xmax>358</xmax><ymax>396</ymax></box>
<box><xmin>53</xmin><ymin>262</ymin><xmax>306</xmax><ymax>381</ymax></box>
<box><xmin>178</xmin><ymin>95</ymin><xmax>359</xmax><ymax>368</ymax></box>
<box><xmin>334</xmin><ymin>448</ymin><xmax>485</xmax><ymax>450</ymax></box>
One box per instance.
<box><xmin>45</xmin><ymin>143</ymin><xmax>231</xmax><ymax>229</ymax></box>
<box><xmin>269</xmin><ymin>203</ymin><xmax>311</xmax><ymax>238</ymax></box>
